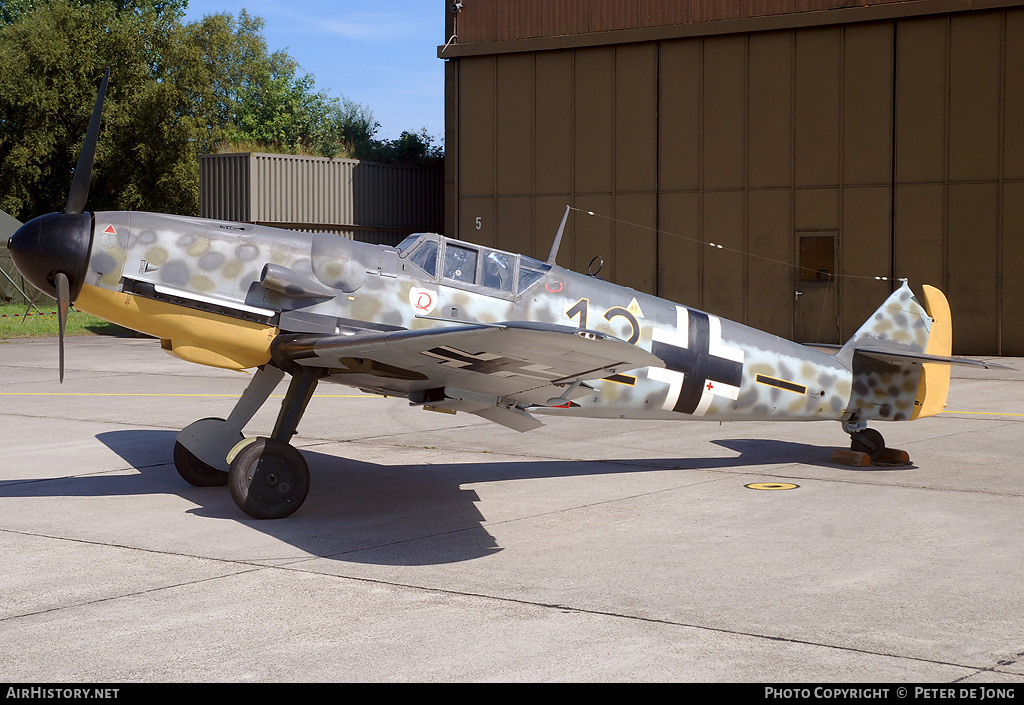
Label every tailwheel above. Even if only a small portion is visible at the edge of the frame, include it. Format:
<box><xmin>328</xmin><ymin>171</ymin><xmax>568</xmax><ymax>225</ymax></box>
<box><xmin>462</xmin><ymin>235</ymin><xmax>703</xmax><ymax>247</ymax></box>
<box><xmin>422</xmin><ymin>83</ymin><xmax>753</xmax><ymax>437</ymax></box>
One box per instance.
<box><xmin>228</xmin><ymin>438</ymin><xmax>310</xmax><ymax>519</ymax></box>
<box><xmin>850</xmin><ymin>428</ymin><xmax>886</xmax><ymax>462</ymax></box>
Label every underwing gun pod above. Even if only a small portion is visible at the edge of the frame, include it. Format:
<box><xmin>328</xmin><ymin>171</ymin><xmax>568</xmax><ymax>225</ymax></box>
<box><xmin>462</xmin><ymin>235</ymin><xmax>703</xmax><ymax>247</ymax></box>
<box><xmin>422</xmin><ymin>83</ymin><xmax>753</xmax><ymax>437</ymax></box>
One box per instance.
<box><xmin>8</xmin><ymin>72</ymin><xmax>1009</xmax><ymax>519</ymax></box>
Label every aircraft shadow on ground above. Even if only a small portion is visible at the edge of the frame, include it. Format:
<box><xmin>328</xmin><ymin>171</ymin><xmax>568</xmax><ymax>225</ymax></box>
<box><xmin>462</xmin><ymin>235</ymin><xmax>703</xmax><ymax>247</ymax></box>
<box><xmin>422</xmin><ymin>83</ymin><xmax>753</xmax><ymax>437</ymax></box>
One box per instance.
<box><xmin>0</xmin><ymin>429</ymin><xmax>909</xmax><ymax>566</ymax></box>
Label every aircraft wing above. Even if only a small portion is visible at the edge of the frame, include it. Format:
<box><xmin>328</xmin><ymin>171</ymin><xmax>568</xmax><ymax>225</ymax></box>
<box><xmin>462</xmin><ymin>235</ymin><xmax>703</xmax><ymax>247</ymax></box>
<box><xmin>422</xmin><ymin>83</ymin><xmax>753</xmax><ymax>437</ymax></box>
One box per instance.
<box><xmin>273</xmin><ymin>322</ymin><xmax>663</xmax><ymax>431</ymax></box>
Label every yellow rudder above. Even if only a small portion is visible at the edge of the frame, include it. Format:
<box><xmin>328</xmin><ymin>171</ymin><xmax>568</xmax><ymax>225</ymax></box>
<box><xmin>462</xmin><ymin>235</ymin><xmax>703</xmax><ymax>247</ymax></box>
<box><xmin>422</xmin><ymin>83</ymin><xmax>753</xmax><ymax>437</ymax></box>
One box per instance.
<box><xmin>911</xmin><ymin>284</ymin><xmax>953</xmax><ymax>420</ymax></box>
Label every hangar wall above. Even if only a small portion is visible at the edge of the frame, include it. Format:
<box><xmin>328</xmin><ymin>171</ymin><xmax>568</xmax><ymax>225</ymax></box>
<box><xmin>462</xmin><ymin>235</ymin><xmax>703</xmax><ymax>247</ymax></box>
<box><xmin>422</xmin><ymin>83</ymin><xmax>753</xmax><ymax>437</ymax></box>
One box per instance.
<box><xmin>441</xmin><ymin>0</ymin><xmax>1024</xmax><ymax>355</ymax></box>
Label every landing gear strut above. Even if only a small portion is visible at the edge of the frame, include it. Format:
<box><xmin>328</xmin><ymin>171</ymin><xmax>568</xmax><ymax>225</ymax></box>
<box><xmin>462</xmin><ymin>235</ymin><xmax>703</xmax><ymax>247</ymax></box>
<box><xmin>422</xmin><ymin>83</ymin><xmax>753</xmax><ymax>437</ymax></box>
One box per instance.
<box><xmin>836</xmin><ymin>420</ymin><xmax>910</xmax><ymax>466</ymax></box>
<box><xmin>228</xmin><ymin>365</ymin><xmax>322</xmax><ymax>519</ymax></box>
<box><xmin>173</xmin><ymin>363</ymin><xmax>324</xmax><ymax>519</ymax></box>
<box><xmin>849</xmin><ymin>427</ymin><xmax>886</xmax><ymax>462</ymax></box>
<box><xmin>841</xmin><ymin>419</ymin><xmax>886</xmax><ymax>461</ymax></box>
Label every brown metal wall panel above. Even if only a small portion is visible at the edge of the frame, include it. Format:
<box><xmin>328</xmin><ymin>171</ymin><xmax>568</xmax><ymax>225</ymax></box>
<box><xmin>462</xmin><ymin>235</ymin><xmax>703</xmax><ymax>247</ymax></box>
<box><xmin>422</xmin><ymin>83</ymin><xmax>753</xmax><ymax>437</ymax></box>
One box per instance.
<box><xmin>842</xmin><ymin>22</ymin><xmax>893</xmax><ymax>187</ymax></box>
<box><xmin>496</xmin><ymin>53</ymin><xmax>535</xmax><ymax>196</ymax></box>
<box><xmin>496</xmin><ymin>195</ymin><xmax>535</xmax><ymax>255</ymax></box>
<box><xmin>450</xmin><ymin>0</ymin><xmax>1006</xmax><ymax>48</ymax></box>
<box><xmin>614</xmin><ymin>43</ymin><xmax>658</xmax><ymax>193</ymax></box>
<box><xmin>613</xmin><ymin>192</ymin><xmax>658</xmax><ymax>292</ymax></box>
<box><xmin>948</xmin><ymin>11</ymin><xmax>1001</xmax><ymax>183</ymax></box>
<box><xmin>747</xmin><ymin>189</ymin><xmax>792</xmax><ymax>337</ymax></box>
<box><xmin>1002</xmin><ymin>182</ymin><xmax>1024</xmax><ymax>354</ymax></box>
<box><xmin>445</xmin><ymin>59</ymin><xmax>460</xmax><ymax>236</ymax></box>
<box><xmin>747</xmin><ymin>31</ymin><xmax>793</xmax><ymax>189</ymax></box>
<box><xmin>794</xmin><ymin>27</ymin><xmax>841</xmax><ymax>188</ymax></box>
<box><xmin>893</xmin><ymin>183</ymin><xmax>945</xmax><ymax>288</ymax></box>
<box><xmin>572</xmin><ymin>193</ymin><xmax>614</xmax><ymax>274</ymax></box>
<box><xmin>459</xmin><ymin>57</ymin><xmax>497</xmax><ymax>197</ymax></box>
<box><xmin>840</xmin><ymin>186</ymin><xmax>892</xmax><ymax>340</ymax></box>
<box><xmin>1004</xmin><ymin>8</ymin><xmax>1024</xmax><ymax>180</ymax></box>
<box><xmin>702</xmin><ymin>190</ymin><xmax>746</xmax><ymax>322</ymax></box>
<box><xmin>534</xmin><ymin>50</ymin><xmax>575</xmax><ymax>195</ymax></box>
<box><xmin>498</xmin><ymin>0</ymin><xmax>544</xmax><ymax>40</ymax></box>
<box><xmin>795</xmin><ymin>188</ymin><xmax>839</xmax><ymax>231</ymax></box>
<box><xmin>658</xmin><ymin>39</ymin><xmax>702</xmax><ymax>192</ymax></box>
<box><xmin>703</xmin><ymin>35</ymin><xmax>747</xmax><ymax>190</ymax></box>
<box><xmin>691</xmin><ymin>0</ymin><xmax>743</xmax><ymax>24</ymax></box>
<box><xmin>456</xmin><ymin>0</ymin><xmax>499</xmax><ymax>43</ymax></box>
<box><xmin>573</xmin><ymin>47</ymin><xmax>615</xmax><ymax>194</ymax></box>
<box><xmin>542</xmin><ymin>0</ymin><xmax>592</xmax><ymax>37</ymax></box>
<box><xmin>460</xmin><ymin>196</ymin><xmax>497</xmax><ymax>246</ymax></box>
<box><xmin>658</xmin><ymin>191</ymin><xmax>702</xmax><ymax>306</ymax></box>
<box><xmin>947</xmin><ymin>183</ymin><xmax>999</xmax><ymax>354</ymax></box>
<box><xmin>591</xmin><ymin>0</ymin><xmax>640</xmax><ymax>32</ymax></box>
<box><xmin>895</xmin><ymin>16</ymin><xmax>947</xmax><ymax>184</ymax></box>
<box><xmin>639</xmin><ymin>0</ymin><xmax>689</xmax><ymax>27</ymax></box>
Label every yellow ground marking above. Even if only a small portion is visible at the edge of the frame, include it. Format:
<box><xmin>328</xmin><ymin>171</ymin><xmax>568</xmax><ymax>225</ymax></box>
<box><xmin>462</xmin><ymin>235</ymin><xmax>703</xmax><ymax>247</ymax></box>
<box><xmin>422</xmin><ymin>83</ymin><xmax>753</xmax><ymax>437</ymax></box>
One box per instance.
<box><xmin>942</xmin><ymin>410</ymin><xmax>1024</xmax><ymax>417</ymax></box>
<box><xmin>745</xmin><ymin>483</ymin><xmax>799</xmax><ymax>491</ymax></box>
<box><xmin>0</xmin><ymin>392</ymin><xmax>377</xmax><ymax>398</ymax></box>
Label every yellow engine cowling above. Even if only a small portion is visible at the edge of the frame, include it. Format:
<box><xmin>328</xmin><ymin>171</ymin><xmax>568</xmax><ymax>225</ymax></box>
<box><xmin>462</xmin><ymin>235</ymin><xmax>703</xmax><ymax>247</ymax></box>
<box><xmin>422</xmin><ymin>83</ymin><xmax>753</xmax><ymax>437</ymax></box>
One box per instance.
<box><xmin>75</xmin><ymin>284</ymin><xmax>276</xmax><ymax>371</ymax></box>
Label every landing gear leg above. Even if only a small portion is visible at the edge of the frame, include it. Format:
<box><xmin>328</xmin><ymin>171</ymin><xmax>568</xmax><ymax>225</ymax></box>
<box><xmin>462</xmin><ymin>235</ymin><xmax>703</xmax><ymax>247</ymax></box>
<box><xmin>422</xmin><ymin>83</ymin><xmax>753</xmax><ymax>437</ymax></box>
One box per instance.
<box><xmin>228</xmin><ymin>365</ymin><xmax>323</xmax><ymax>519</ymax></box>
<box><xmin>840</xmin><ymin>419</ymin><xmax>894</xmax><ymax>464</ymax></box>
<box><xmin>174</xmin><ymin>365</ymin><xmax>286</xmax><ymax>486</ymax></box>
<box><xmin>850</xmin><ymin>428</ymin><xmax>886</xmax><ymax>462</ymax></box>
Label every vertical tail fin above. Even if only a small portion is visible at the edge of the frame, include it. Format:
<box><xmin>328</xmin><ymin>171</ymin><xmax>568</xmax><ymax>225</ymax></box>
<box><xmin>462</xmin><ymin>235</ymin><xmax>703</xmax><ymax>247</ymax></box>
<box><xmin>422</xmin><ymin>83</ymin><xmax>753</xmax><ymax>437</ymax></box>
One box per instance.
<box><xmin>833</xmin><ymin>281</ymin><xmax>946</xmax><ymax>423</ymax></box>
<box><xmin>834</xmin><ymin>281</ymin><xmax>933</xmax><ymax>368</ymax></box>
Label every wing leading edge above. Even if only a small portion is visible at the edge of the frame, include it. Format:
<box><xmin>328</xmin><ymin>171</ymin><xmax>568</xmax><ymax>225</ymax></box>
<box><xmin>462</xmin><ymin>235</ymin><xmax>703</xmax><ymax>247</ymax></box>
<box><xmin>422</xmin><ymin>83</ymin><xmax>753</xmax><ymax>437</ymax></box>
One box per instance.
<box><xmin>272</xmin><ymin>321</ymin><xmax>664</xmax><ymax>431</ymax></box>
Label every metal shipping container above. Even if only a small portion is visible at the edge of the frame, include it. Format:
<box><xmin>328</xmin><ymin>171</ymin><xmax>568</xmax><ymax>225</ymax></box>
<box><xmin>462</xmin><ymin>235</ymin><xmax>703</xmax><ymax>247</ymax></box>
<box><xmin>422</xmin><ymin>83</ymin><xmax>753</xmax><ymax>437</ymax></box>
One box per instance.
<box><xmin>200</xmin><ymin>153</ymin><xmax>444</xmax><ymax>246</ymax></box>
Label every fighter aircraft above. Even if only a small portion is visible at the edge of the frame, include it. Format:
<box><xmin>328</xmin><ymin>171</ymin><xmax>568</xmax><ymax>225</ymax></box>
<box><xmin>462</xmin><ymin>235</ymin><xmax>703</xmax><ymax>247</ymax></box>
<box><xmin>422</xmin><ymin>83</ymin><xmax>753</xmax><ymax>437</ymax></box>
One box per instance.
<box><xmin>7</xmin><ymin>71</ymin><xmax>1006</xmax><ymax>519</ymax></box>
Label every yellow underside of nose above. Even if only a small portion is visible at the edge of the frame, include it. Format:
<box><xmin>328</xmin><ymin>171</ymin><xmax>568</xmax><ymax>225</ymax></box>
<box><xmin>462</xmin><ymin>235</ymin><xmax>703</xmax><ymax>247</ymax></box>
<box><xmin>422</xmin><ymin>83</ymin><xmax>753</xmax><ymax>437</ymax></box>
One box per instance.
<box><xmin>75</xmin><ymin>284</ymin><xmax>276</xmax><ymax>371</ymax></box>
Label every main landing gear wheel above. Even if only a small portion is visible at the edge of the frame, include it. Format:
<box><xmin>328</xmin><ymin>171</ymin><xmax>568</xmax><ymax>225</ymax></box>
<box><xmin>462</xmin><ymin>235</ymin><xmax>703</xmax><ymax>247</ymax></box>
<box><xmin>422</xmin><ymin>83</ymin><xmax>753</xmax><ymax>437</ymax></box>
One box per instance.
<box><xmin>850</xmin><ymin>428</ymin><xmax>886</xmax><ymax>462</ymax></box>
<box><xmin>173</xmin><ymin>418</ymin><xmax>243</xmax><ymax>487</ymax></box>
<box><xmin>228</xmin><ymin>438</ymin><xmax>310</xmax><ymax>519</ymax></box>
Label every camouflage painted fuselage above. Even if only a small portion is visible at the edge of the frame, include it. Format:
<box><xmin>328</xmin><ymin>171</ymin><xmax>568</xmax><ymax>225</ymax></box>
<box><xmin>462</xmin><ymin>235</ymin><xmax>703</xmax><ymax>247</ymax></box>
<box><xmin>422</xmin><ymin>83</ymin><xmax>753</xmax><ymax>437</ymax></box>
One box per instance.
<box><xmin>71</xmin><ymin>212</ymin><xmax>933</xmax><ymax>427</ymax></box>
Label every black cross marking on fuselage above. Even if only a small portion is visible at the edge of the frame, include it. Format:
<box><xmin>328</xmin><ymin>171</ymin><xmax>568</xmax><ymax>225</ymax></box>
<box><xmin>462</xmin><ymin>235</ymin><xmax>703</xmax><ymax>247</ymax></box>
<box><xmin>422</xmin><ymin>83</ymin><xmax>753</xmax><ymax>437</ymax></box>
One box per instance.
<box><xmin>423</xmin><ymin>346</ymin><xmax>560</xmax><ymax>380</ymax></box>
<box><xmin>651</xmin><ymin>310</ymin><xmax>743</xmax><ymax>415</ymax></box>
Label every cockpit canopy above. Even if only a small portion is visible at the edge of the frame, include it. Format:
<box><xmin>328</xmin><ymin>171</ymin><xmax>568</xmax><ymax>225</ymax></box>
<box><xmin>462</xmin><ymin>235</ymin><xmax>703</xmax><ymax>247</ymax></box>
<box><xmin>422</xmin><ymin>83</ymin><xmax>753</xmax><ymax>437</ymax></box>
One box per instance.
<box><xmin>396</xmin><ymin>233</ymin><xmax>550</xmax><ymax>296</ymax></box>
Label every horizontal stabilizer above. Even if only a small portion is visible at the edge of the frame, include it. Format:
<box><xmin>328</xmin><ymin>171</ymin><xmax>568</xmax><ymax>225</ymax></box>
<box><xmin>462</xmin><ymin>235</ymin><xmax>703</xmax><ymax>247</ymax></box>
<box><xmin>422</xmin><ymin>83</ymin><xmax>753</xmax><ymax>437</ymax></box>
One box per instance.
<box><xmin>855</xmin><ymin>345</ymin><xmax>1015</xmax><ymax>370</ymax></box>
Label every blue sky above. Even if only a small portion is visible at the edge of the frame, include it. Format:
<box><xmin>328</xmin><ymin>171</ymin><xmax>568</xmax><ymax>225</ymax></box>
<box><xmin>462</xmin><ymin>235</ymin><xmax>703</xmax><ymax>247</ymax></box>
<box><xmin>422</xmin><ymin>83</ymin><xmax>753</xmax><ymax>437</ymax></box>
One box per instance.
<box><xmin>181</xmin><ymin>1</ymin><xmax>447</xmax><ymax>142</ymax></box>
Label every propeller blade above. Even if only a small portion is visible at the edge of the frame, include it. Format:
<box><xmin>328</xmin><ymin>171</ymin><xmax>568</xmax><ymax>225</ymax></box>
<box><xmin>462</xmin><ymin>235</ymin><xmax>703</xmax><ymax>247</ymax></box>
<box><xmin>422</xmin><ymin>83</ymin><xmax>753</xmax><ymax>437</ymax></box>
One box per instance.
<box><xmin>20</xmin><ymin>289</ymin><xmax>39</xmax><ymax>325</ymax></box>
<box><xmin>65</xmin><ymin>68</ymin><xmax>110</xmax><ymax>215</ymax></box>
<box><xmin>55</xmin><ymin>272</ymin><xmax>70</xmax><ymax>383</ymax></box>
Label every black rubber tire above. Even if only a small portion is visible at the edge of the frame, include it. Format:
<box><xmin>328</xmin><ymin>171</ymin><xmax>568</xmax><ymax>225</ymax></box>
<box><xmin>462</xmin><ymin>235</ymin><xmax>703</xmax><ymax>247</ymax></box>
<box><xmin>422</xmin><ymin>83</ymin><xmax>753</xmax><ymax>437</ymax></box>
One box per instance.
<box><xmin>851</xmin><ymin>428</ymin><xmax>886</xmax><ymax>462</ymax></box>
<box><xmin>228</xmin><ymin>438</ymin><xmax>310</xmax><ymax>519</ymax></box>
<box><xmin>174</xmin><ymin>441</ymin><xmax>230</xmax><ymax>487</ymax></box>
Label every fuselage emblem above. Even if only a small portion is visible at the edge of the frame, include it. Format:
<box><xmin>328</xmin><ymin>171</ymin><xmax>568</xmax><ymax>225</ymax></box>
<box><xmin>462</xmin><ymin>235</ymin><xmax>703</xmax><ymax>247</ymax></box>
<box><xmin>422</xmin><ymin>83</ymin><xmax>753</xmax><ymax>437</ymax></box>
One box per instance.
<box><xmin>409</xmin><ymin>287</ymin><xmax>437</xmax><ymax>313</ymax></box>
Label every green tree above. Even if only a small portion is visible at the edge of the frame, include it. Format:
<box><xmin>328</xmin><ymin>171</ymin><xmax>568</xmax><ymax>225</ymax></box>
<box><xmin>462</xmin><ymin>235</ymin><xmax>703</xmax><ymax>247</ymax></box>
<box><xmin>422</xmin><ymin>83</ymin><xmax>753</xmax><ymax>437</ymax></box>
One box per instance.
<box><xmin>0</xmin><ymin>0</ymin><xmax>441</xmax><ymax>220</ymax></box>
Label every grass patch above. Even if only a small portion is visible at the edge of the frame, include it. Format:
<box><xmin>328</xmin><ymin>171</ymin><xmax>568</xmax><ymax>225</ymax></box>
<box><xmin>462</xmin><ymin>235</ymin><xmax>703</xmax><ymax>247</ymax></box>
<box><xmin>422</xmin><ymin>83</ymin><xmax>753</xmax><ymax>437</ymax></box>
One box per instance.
<box><xmin>0</xmin><ymin>304</ymin><xmax>133</xmax><ymax>339</ymax></box>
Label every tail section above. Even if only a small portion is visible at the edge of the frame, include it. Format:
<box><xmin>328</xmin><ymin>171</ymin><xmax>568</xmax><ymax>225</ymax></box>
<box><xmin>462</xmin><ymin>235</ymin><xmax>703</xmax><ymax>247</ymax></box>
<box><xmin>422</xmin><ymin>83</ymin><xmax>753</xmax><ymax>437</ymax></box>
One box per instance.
<box><xmin>834</xmin><ymin>281</ymin><xmax>934</xmax><ymax>422</ymax></box>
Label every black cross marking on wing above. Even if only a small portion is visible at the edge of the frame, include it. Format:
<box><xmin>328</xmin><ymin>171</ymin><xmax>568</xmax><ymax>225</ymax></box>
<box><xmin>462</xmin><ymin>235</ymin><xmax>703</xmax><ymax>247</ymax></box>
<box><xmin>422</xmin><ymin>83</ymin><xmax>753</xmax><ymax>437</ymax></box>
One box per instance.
<box><xmin>651</xmin><ymin>310</ymin><xmax>743</xmax><ymax>415</ymax></box>
<box><xmin>422</xmin><ymin>346</ymin><xmax>561</xmax><ymax>380</ymax></box>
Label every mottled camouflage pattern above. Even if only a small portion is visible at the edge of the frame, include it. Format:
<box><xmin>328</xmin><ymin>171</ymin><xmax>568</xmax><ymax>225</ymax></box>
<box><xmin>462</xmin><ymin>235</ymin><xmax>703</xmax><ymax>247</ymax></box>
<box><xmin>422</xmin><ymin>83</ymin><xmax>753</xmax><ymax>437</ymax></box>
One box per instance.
<box><xmin>836</xmin><ymin>283</ymin><xmax>931</xmax><ymax>423</ymax></box>
<box><xmin>78</xmin><ymin>212</ymin><xmax>935</xmax><ymax>428</ymax></box>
